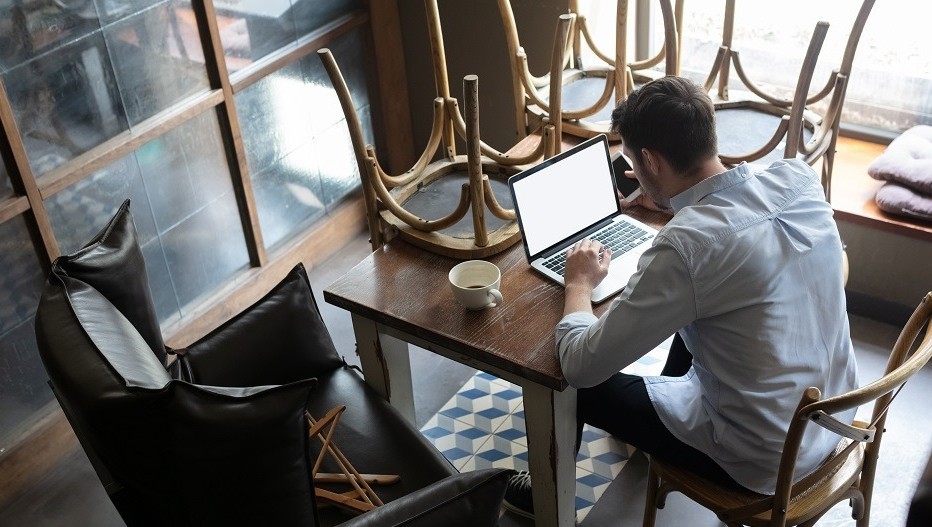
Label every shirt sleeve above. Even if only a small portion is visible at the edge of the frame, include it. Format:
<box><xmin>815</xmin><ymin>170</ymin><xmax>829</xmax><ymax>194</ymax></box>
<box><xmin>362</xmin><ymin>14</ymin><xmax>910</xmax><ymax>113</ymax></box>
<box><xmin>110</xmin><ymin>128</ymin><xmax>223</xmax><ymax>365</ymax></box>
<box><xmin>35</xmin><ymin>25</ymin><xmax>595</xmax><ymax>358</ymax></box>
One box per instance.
<box><xmin>556</xmin><ymin>240</ymin><xmax>698</xmax><ymax>388</ymax></box>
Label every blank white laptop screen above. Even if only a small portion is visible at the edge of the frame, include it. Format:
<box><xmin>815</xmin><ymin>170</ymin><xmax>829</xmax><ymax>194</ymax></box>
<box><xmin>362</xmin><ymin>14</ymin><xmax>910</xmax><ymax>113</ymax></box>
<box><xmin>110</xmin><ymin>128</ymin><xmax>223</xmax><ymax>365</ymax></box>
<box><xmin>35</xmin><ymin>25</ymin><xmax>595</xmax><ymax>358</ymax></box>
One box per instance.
<box><xmin>510</xmin><ymin>139</ymin><xmax>619</xmax><ymax>257</ymax></box>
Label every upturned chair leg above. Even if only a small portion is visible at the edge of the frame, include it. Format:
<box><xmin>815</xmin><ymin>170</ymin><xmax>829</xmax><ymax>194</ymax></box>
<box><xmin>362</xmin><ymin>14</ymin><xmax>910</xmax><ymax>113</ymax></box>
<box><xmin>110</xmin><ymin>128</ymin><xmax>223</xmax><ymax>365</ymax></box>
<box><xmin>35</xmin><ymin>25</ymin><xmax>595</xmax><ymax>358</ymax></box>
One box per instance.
<box><xmin>643</xmin><ymin>462</ymin><xmax>661</xmax><ymax>527</ymax></box>
<box><xmin>307</xmin><ymin>407</ymin><xmax>400</xmax><ymax>515</ymax></box>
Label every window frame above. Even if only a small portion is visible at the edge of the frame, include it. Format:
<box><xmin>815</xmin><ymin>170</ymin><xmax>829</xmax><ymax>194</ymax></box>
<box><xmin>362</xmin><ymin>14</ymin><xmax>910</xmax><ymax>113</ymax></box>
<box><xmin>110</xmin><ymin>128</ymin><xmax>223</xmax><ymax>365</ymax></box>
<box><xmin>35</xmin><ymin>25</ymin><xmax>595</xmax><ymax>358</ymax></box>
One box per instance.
<box><xmin>0</xmin><ymin>1</ymin><xmax>408</xmax><ymax>497</ymax></box>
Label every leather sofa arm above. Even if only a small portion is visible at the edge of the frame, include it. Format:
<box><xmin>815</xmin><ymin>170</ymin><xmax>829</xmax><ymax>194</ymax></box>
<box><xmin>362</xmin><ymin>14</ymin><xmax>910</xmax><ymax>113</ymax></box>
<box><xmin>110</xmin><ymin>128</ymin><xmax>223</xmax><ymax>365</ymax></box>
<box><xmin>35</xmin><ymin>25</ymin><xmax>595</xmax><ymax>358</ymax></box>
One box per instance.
<box><xmin>340</xmin><ymin>469</ymin><xmax>509</xmax><ymax>527</ymax></box>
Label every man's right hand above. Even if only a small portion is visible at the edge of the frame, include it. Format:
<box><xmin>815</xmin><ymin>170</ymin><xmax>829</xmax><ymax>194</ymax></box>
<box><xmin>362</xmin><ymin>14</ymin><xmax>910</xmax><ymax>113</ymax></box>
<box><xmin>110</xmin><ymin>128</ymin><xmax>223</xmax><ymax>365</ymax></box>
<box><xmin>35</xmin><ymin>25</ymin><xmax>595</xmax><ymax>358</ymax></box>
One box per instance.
<box><xmin>562</xmin><ymin>239</ymin><xmax>610</xmax><ymax>316</ymax></box>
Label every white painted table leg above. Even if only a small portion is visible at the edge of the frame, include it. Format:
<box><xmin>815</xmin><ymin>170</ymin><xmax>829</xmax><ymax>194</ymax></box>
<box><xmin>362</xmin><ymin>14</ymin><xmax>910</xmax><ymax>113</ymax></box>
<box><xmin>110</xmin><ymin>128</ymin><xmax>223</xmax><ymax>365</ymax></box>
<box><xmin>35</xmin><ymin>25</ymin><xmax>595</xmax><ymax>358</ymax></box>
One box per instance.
<box><xmin>523</xmin><ymin>382</ymin><xmax>578</xmax><ymax>527</ymax></box>
<box><xmin>350</xmin><ymin>313</ymin><xmax>416</xmax><ymax>425</ymax></box>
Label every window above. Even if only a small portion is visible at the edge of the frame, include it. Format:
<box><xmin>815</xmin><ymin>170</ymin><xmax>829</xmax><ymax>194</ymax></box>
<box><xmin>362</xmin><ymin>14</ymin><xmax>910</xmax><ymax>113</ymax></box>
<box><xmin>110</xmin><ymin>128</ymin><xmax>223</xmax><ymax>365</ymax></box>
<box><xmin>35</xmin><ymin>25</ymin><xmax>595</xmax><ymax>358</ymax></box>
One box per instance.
<box><xmin>669</xmin><ymin>0</ymin><xmax>930</xmax><ymax>132</ymax></box>
<box><xmin>235</xmin><ymin>26</ymin><xmax>374</xmax><ymax>251</ymax></box>
<box><xmin>0</xmin><ymin>0</ymin><xmax>375</xmax><ymax>450</ymax></box>
<box><xmin>576</xmin><ymin>0</ymin><xmax>930</xmax><ymax>133</ymax></box>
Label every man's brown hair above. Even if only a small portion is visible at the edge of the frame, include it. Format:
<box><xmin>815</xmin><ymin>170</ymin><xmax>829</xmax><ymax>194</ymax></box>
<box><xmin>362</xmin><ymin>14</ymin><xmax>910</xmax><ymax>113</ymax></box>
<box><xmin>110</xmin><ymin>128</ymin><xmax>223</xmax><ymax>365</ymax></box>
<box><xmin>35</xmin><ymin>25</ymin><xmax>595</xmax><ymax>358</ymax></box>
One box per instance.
<box><xmin>611</xmin><ymin>76</ymin><xmax>718</xmax><ymax>174</ymax></box>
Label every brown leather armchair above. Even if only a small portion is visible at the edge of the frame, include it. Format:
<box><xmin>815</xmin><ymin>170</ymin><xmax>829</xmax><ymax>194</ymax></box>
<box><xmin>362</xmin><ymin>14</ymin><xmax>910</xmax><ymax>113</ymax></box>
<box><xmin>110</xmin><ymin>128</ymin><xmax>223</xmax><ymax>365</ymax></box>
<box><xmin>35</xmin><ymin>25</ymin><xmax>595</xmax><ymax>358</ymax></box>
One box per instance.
<box><xmin>35</xmin><ymin>200</ymin><xmax>508</xmax><ymax>526</ymax></box>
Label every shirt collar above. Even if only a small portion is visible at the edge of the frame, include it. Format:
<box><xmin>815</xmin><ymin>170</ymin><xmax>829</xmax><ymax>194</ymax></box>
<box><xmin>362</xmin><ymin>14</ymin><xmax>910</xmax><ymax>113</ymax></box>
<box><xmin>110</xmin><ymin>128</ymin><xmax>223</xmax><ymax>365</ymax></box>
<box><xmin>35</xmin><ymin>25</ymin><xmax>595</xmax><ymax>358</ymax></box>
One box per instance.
<box><xmin>670</xmin><ymin>162</ymin><xmax>753</xmax><ymax>213</ymax></box>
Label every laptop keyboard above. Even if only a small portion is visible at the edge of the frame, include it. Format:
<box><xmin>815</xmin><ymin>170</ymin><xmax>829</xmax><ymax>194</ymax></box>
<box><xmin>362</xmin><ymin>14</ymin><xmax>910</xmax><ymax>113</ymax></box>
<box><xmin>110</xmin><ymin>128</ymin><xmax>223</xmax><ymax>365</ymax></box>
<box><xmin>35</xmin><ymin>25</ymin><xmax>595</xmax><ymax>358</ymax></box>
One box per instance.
<box><xmin>541</xmin><ymin>221</ymin><xmax>652</xmax><ymax>276</ymax></box>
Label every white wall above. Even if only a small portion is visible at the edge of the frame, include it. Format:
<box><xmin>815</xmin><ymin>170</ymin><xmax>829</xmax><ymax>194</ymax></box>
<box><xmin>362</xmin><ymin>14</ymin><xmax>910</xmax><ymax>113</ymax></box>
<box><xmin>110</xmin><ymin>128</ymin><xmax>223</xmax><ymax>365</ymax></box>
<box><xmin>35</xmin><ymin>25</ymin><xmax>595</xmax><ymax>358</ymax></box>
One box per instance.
<box><xmin>839</xmin><ymin>220</ymin><xmax>932</xmax><ymax>317</ymax></box>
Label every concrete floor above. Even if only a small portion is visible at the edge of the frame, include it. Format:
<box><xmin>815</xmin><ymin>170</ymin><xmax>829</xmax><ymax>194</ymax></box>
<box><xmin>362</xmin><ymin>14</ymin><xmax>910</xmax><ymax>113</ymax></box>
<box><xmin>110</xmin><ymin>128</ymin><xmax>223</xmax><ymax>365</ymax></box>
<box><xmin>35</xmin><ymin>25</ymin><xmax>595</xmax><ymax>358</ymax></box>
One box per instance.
<box><xmin>1</xmin><ymin>234</ymin><xmax>929</xmax><ymax>526</ymax></box>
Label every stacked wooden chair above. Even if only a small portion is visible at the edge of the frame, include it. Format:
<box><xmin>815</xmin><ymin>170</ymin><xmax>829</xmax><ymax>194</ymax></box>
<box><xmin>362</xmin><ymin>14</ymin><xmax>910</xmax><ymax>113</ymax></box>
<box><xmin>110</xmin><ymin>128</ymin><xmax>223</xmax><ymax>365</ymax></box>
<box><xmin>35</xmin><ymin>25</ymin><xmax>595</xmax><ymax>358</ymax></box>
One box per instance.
<box><xmin>704</xmin><ymin>0</ymin><xmax>876</xmax><ymax>201</ymax></box>
<box><xmin>320</xmin><ymin>0</ymin><xmax>574</xmax><ymax>259</ymax></box>
<box><xmin>497</xmin><ymin>0</ymin><xmax>683</xmax><ymax>142</ymax></box>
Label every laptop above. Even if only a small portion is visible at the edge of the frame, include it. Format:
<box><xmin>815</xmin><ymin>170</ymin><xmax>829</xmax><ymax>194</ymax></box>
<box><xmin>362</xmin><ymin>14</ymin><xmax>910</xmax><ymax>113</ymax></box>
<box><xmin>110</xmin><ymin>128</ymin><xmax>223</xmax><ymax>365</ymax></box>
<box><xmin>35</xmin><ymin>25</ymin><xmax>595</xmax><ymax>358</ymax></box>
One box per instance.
<box><xmin>508</xmin><ymin>135</ymin><xmax>658</xmax><ymax>303</ymax></box>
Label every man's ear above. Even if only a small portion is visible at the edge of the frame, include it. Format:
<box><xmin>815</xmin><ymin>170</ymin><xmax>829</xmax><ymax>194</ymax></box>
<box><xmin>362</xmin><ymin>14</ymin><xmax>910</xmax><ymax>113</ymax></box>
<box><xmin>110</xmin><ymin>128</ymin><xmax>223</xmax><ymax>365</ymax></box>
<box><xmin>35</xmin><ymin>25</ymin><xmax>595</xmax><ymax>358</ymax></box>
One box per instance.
<box><xmin>641</xmin><ymin>148</ymin><xmax>661</xmax><ymax>176</ymax></box>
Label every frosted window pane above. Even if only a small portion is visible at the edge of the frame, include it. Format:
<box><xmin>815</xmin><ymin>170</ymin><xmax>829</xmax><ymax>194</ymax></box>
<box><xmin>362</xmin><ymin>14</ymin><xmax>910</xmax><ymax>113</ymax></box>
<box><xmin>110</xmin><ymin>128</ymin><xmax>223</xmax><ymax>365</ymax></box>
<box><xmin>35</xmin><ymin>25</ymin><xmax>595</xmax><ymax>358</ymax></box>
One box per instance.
<box><xmin>3</xmin><ymin>32</ymin><xmax>128</xmax><ymax>177</ymax></box>
<box><xmin>46</xmin><ymin>111</ymin><xmax>248</xmax><ymax>325</ymax></box>
<box><xmin>314</xmin><ymin>117</ymin><xmax>360</xmax><ymax>211</ymax></box>
<box><xmin>236</xmin><ymin>62</ymin><xmax>309</xmax><ymax>172</ymax></box>
<box><xmin>213</xmin><ymin>0</ymin><xmax>296</xmax><ymax>73</ymax></box>
<box><xmin>291</xmin><ymin>0</ymin><xmax>364</xmax><ymax>41</ymax></box>
<box><xmin>250</xmin><ymin>143</ymin><xmax>326</xmax><ymax>251</ymax></box>
<box><xmin>0</xmin><ymin>2</ymin><xmax>103</xmax><ymax>72</ymax></box>
<box><xmin>237</xmin><ymin>46</ymin><xmax>372</xmax><ymax>250</ymax></box>
<box><xmin>102</xmin><ymin>1</ymin><xmax>210</xmax><ymax>126</ymax></box>
<box><xmin>303</xmin><ymin>26</ymin><xmax>371</xmax><ymax>136</ymax></box>
<box><xmin>46</xmin><ymin>155</ymin><xmax>156</xmax><ymax>255</ymax></box>
<box><xmin>135</xmin><ymin>111</ymin><xmax>249</xmax><ymax>315</ymax></box>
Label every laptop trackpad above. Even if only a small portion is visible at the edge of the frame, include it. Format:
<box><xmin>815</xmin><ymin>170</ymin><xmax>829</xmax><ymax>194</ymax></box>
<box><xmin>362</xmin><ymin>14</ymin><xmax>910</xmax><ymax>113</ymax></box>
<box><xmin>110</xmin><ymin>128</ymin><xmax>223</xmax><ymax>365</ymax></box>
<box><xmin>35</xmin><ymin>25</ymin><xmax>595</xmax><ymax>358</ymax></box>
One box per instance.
<box><xmin>591</xmin><ymin>255</ymin><xmax>638</xmax><ymax>303</ymax></box>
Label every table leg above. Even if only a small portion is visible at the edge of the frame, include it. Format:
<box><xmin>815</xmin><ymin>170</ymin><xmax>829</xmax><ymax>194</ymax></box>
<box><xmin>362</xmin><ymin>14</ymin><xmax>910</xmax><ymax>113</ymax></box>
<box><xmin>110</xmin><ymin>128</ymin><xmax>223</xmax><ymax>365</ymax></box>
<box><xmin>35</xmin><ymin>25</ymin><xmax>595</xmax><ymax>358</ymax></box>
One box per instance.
<box><xmin>350</xmin><ymin>313</ymin><xmax>416</xmax><ymax>425</ymax></box>
<box><xmin>523</xmin><ymin>382</ymin><xmax>578</xmax><ymax>527</ymax></box>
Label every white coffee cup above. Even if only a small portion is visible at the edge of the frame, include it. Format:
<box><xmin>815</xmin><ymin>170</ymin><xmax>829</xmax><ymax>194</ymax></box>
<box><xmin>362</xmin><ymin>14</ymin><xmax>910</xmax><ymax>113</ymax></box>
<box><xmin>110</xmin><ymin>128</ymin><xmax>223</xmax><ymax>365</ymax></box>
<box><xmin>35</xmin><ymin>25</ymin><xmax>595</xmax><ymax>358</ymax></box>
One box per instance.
<box><xmin>448</xmin><ymin>260</ymin><xmax>503</xmax><ymax>310</ymax></box>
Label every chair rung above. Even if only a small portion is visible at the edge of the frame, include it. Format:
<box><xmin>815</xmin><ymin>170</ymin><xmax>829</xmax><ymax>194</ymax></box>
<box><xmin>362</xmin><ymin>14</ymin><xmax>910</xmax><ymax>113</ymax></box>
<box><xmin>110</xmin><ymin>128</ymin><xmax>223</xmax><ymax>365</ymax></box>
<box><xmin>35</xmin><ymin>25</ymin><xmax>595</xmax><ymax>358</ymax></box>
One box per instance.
<box><xmin>811</xmin><ymin>411</ymin><xmax>875</xmax><ymax>442</ymax></box>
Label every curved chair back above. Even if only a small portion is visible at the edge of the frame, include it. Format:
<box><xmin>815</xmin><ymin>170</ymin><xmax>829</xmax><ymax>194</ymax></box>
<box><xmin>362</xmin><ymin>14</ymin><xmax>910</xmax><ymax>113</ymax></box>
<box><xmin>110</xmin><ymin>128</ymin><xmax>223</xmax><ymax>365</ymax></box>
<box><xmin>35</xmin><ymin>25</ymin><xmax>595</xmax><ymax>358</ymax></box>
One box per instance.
<box><xmin>772</xmin><ymin>291</ymin><xmax>932</xmax><ymax>526</ymax></box>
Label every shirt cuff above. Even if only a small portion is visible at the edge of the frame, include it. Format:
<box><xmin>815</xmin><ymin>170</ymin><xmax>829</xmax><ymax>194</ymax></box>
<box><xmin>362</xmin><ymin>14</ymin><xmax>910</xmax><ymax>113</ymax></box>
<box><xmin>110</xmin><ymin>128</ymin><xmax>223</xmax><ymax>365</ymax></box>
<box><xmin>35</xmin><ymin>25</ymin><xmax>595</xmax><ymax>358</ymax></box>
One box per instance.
<box><xmin>556</xmin><ymin>311</ymin><xmax>599</xmax><ymax>336</ymax></box>
<box><xmin>555</xmin><ymin>312</ymin><xmax>600</xmax><ymax>386</ymax></box>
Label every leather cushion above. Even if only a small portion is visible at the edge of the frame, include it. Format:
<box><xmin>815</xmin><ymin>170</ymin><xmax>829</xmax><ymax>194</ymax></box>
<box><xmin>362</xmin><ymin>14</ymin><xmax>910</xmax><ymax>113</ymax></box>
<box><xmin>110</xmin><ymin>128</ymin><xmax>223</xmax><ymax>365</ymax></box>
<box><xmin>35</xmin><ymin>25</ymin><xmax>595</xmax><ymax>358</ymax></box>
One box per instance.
<box><xmin>180</xmin><ymin>263</ymin><xmax>344</xmax><ymax>386</ymax></box>
<box><xmin>161</xmin><ymin>381</ymin><xmax>317</xmax><ymax>525</ymax></box>
<box><xmin>342</xmin><ymin>469</ymin><xmax>509</xmax><ymax>527</ymax></box>
<box><xmin>56</xmin><ymin>199</ymin><xmax>168</xmax><ymax>365</ymax></box>
<box><xmin>307</xmin><ymin>367</ymin><xmax>457</xmax><ymax>526</ymax></box>
<box><xmin>37</xmin><ymin>273</ymin><xmax>169</xmax><ymax>404</ymax></box>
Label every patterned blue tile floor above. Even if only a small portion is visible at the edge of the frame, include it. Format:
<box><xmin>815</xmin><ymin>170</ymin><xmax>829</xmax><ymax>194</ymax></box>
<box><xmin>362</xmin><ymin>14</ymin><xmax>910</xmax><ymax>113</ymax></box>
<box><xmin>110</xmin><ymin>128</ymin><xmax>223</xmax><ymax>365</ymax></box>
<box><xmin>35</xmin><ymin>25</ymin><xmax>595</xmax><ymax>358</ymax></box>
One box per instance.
<box><xmin>420</xmin><ymin>337</ymin><xmax>672</xmax><ymax>522</ymax></box>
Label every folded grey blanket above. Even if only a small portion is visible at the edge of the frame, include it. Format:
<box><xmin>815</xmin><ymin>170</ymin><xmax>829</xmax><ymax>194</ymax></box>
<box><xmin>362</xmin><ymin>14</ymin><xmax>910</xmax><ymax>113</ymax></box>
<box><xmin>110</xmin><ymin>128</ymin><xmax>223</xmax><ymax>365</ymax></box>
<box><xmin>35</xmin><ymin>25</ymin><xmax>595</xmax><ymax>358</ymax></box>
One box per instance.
<box><xmin>868</xmin><ymin>125</ymin><xmax>932</xmax><ymax>195</ymax></box>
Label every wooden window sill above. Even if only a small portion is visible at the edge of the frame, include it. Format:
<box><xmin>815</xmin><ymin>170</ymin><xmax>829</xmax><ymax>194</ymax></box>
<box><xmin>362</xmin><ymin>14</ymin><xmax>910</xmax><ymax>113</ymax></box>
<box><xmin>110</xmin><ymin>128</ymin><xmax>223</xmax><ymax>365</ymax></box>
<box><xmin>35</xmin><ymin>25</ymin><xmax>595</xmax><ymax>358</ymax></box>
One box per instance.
<box><xmin>831</xmin><ymin>136</ymin><xmax>932</xmax><ymax>241</ymax></box>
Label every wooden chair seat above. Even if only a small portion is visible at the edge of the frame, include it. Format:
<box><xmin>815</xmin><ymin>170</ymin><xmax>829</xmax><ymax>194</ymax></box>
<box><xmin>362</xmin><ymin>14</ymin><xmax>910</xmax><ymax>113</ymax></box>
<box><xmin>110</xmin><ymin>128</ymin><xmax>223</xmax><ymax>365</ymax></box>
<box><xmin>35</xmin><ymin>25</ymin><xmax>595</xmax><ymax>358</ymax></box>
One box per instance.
<box><xmin>530</xmin><ymin>74</ymin><xmax>649</xmax><ymax>134</ymax></box>
<box><xmin>649</xmin><ymin>441</ymin><xmax>865</xmax><ymax>527</ymax></box>
<box><xmin>716</xmin><ymin>106</ymin><xmax>816</xmax><ymax>167</ymax></box>
<box><xmin>396</xmin><ymin>169</ymin><xmax>516</xmax><ymax>238</ymax></box>
<box><xmin>556</xmin><ymin>74</ymin><xmax>617</xmax><ymax>124</ymax></box>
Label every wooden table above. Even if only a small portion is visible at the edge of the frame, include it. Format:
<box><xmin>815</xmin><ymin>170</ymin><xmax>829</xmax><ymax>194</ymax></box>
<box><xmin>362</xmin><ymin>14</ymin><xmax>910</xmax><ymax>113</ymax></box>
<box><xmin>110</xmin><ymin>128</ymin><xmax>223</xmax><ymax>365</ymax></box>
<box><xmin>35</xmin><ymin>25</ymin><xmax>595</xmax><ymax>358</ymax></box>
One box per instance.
<box><xmin>324</xmin><ymin>134</ymin><xmax>668</xmax><ymax>526</ymax></box>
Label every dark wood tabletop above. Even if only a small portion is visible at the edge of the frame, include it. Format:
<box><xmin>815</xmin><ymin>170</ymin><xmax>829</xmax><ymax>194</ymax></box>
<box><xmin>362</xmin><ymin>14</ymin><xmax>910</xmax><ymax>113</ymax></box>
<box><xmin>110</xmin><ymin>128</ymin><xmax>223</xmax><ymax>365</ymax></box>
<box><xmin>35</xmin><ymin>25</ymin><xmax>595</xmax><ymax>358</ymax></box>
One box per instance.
<box><xmin>324</xmin><ymin>208</ymin><xmax>669</xmax><ymax>392</ymax></box>
<box><xmin>324</xmin><ymin>133</ymin><xmax>670</xmax><ymax>391</ymax></box>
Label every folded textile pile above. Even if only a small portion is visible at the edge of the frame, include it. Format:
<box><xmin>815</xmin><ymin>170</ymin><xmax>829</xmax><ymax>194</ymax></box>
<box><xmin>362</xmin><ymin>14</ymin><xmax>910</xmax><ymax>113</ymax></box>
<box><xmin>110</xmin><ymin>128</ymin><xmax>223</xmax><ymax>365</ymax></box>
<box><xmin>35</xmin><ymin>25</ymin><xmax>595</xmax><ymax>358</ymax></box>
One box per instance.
<box><xmin>868</xmin><ymin>125</ymin><xmax>932</xmax><ymax>221</ymax></box>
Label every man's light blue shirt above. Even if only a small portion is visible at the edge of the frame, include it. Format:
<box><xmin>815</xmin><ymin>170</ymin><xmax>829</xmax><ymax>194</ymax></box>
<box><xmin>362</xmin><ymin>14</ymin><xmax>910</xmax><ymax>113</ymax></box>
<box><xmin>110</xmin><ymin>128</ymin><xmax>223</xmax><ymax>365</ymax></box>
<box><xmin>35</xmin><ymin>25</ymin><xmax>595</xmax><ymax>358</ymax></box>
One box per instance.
<box><xmin>556</xmin><ymin>160</ymin><xmax>858</xmax><ymax>494</ymax></box>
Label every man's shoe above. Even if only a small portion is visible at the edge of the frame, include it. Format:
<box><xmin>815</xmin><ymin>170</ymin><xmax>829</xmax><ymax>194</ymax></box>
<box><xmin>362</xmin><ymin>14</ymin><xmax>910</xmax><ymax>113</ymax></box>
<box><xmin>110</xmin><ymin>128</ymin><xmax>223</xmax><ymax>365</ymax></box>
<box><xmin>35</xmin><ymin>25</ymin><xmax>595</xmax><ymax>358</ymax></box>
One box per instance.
<box><xmin>502</xmin><ymin>470</ymin><xmax>535</xmax><ymax>519</ymax></box>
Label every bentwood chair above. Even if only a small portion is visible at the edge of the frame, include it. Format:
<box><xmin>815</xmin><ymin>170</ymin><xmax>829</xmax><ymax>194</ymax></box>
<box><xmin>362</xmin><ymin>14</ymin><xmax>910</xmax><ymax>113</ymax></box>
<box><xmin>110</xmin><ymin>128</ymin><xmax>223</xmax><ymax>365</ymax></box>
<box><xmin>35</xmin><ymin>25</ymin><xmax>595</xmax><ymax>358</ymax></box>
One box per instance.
<box><xmin>705</xmin><ymin>0</ymin><xmax>876</xmax><ymax>202</ymax></box>
<box><xmin>35</xmin><ymin>200</ymin><xmax>509</xmax><ymax>526</ymax></box>
<box><xmin>643</xmin><ymin>292</ymin><xmax>932</xmax><ymax>527</ymax></box>
<box><xmin>318</xmin><ymin>0</ymin><xmax>555</xmax><ymax>260</ymax></box>
<box><xmin>497</xmin><ymin>0</ymin><xmax>683</xmax><ymax>141</ymax></box>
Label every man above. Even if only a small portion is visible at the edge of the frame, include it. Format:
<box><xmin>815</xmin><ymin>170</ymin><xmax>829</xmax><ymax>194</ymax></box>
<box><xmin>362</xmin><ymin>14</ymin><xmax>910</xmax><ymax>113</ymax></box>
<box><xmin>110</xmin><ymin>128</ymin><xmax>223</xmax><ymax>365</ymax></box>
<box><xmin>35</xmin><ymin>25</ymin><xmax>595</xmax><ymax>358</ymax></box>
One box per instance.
<box><xmin>503</xmin><ymin>76</ymin><xmax>858</xmax><ymax>519</ymax></box>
